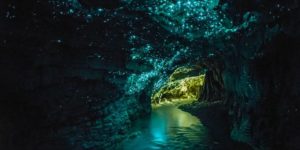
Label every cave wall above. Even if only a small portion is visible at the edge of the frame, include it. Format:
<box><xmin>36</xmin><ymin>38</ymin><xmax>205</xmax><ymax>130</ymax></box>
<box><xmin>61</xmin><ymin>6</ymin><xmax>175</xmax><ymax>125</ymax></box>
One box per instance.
<box><xmin>0</xmin><ymin>1</ymin><xmax>154</xmax><ymax>149</ymax></box>
<box><xmin>201</xmin><ymin>0</ymin><xmax>300</xmax><ymax>149</ymax></box>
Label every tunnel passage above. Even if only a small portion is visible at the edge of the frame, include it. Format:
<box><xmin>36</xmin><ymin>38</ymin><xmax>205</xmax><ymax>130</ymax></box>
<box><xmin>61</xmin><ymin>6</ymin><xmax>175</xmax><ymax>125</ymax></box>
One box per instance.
<box><xmin>151</xmin><ymin>58</ymin><xmax>225</xmax><ymax>105</ymax></box>
<box><xmin>127</xmin><ymin>61</ymin><xmax>238</xmax><ymax>150</ymax></box>
<box><xmin>151</xmin><ymin>66</ymin><xmax>205</xmax><ymax>105</ymax></box>
<box><xmin>1</xmin><ymin>0</ymin><xmax>299</xmax><ymax>149</ymax></box>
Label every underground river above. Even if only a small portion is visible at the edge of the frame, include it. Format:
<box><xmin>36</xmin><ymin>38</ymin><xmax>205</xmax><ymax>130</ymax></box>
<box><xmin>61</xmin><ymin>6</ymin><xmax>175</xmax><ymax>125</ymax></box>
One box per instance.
<box><xmin>118</xmin><ymin>103</ymin><xmax>218</xmax><ymax>150</ymax></box>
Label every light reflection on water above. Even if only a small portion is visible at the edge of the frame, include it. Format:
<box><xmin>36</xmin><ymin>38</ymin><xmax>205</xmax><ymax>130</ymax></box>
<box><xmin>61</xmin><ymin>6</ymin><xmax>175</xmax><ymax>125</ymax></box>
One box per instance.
<box><xmin>120</xmin><ymin>104</ymin><xmax>211</xmax><ymax>150</ymax></box>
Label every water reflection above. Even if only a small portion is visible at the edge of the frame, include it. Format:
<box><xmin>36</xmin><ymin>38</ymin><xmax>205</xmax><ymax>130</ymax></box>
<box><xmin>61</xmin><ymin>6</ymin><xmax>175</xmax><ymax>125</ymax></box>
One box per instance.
<box><xmin>120</xmin><ymin>104</ymin><xmax>211</xmax><ymax>150</ymax></box>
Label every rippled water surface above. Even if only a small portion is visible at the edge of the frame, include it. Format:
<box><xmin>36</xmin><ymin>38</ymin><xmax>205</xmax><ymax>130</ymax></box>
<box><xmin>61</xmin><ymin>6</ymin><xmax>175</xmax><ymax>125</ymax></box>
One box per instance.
<box><xmin>119</xmin><ymin>104</ymin><xmax>213</xmax><ymax>150</ymax></box>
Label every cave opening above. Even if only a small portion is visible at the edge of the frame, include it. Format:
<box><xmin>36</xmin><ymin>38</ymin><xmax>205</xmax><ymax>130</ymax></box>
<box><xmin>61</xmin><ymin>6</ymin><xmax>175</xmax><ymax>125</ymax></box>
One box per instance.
<box><xmin>118</xmin><ymin>61</ymin><xmax>233</xmax><ymax>149</ymax></box>
<box><xmin>119</xmin><ymin>66</ymin><xmax>211</xmax><ymax>150</ymax></box>
<box><xmin>151</xmin><ymin>66</ymin><xmax>206</xmax><ymax>106</ymax></box>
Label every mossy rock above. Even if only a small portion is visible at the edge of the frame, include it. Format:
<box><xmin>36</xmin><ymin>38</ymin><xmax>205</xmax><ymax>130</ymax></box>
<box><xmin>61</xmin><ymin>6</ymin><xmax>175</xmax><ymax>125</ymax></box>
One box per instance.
<box><xmin>152</xmin><ymin>66</ymin><xmax>205</xmax><ymax>104</ymax></box>
<box><xmin>168</xmin><ymin>66</ymin><xmax>199</xmax><ymax>82</ymax></box>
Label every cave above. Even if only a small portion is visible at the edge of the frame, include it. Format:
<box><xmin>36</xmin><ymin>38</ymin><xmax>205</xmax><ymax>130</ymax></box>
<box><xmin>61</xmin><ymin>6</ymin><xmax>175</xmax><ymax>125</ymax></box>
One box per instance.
<box><xmin>1</xmin><ymin>0</ymin><xmax>299</xmax><ymax>150</ymax></box>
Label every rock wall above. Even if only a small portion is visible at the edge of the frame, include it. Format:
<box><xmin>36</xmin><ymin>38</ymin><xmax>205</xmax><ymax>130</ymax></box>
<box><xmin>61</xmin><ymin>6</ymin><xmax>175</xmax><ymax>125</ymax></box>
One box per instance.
<box><xmin>199</xmin><ymin>0</ymin><xmax>300</xmax><ymax>149</ymax></box>
<box><xmin>0</xmin><ymin>1</ymin><xmax>153</xmax><ymax>149</ymax></box>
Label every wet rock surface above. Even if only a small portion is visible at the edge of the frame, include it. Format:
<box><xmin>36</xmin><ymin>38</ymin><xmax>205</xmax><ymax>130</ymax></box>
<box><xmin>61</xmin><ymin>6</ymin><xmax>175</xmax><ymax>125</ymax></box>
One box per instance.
<box><xmin>180</xmin><ymin>101</ymin><xmax>253</xmax><ymax>150</ymax></box>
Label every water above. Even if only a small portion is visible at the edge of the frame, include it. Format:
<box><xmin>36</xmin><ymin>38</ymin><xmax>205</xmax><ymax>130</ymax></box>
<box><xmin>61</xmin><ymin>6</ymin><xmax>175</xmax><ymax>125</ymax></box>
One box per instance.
<box><xmin>119</xmin><ymin>104</ymin><xmax>214</xmax><ymax>150</ymax></box>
